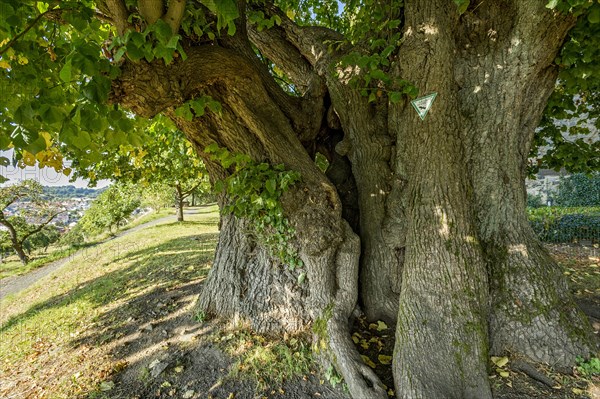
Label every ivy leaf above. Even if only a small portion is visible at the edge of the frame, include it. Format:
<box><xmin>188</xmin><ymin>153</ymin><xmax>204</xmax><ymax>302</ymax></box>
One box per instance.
<box><xmin>175</xmin><ymin>103</ymin><xmax>194</xmax><ymax>121</ymax></box>
<box><xmin>266</xmin><ymin>179</ymin><xmax>276</xmax><ymax>194</ymax></box>
<box><xmin>588</xmin><ymin>6</ymin><xmax>600</xmax><ymax>24</ymax></box>
<box><xmin>389</xmin><ymin>91</ymin><xmax>402</xmax><ymax>104</ymax></box>
<box><xmin>454</xmin><ymin>0</ymin><xmax>470</xmax><ymax>14</ymax></box>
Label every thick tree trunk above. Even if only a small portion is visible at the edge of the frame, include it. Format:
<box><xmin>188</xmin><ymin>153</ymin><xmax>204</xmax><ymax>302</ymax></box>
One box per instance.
<box><xmin>389</xmin><ymin>3</ymin><xmax>492</xmax><ymax>395</ymax></box>
<box><xmin>454</xmin><ymin>1</ymin><xmax>598</xmax><ymax>364</ymax></box>
<box><xmin>198</xmin><ymin>213</ymin><xmax>310</xmax><ymax>333</ymax></box>
<box><xmin>325</xmin><ymin>86</ymin><xmax>401</xmax><ymax>324</ymax></box>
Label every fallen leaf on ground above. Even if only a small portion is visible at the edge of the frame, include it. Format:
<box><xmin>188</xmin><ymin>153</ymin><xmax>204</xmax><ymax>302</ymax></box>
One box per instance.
<box><xmin>361</xmin><ymin>355</ymin><xmax>377</xmax><ymax>368</ymax></box>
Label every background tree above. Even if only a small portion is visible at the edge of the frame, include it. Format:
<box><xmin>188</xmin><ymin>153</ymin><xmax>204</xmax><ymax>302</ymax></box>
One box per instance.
<box><xmin>76</xmin><ymin>122</ymin><xmax>209</xmax><ymax>221</ymax></box>
<box><xmin>141</xmin><ymin>181</ymin><xmax>174</xmax><ymax>212</ymax></box>
<box><xmin>76</xmin><ymin>182</ymin><xmax>141</xmax><ymax>236</ymax></box>
<box><xmin>1</xmin><ymin>1</ymin><xmax>599</xmax><ymax>398</ymax></box>
<box><xmin>0</xmin><ymin>180</ymin><xmax>63</xmax><ymax>264</ymax></box>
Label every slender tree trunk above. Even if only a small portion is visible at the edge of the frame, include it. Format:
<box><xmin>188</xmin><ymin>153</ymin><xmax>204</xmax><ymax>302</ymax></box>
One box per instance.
<box><xmin>13</xmin><ymin>241</ymin><xmax>28</xmax><ymax>265</ymax></box>
<box><xmin>175</xmin><ymin>184</ymin><xmax>184</xmax><ymax>222</ymax></box>
<box><xmin>0</xmin><ymin>219</ymin><xmax>29</xmax><ymax>265</ymax></box>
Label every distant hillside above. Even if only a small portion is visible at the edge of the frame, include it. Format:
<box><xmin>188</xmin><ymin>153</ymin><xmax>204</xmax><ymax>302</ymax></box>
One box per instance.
<box><xmin>43</xmin><ymin>185</ymin><xmax>105</xmax><ymax>200</ymax></box>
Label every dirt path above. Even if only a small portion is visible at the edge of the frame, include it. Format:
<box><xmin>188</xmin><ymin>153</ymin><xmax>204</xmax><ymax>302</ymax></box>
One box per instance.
<box><xmin>0</xmin><ymin>209</ymin><xmax>201</xmax><ymax>301</ymax></box>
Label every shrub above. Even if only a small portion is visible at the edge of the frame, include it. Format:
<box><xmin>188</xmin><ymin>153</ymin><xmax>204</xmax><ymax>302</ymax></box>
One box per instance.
<box><xmin>554</xmin><ymin>172</ymin><xmax>600</xmax><ymax>207</ymax></box>
<box><xmin>527</xmin><ymin>193</ymin><xmax>544</xmax><ymax>208</ymax></box>
<box><xmin>528</xmin><ymin>207</ymin><xmax>600</xmax><ymax>243</ymax></box>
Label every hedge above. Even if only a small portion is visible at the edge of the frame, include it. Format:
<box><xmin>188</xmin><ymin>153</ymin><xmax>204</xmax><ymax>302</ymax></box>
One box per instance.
<box><xmin>528</xmin><ymin>207</ymin><xmax>600</xmax><ymax>243</ymax></box>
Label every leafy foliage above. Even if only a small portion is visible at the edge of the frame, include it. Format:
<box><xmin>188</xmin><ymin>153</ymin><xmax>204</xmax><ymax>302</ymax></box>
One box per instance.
<box><xmin>575</xmin><ymin>356</ymin><xmax>600</xmax><ymax>377</ymax></box>
<box><xmin>42</xmin><ymin>185</ymin><xmax>103</xmax><ymax>200</ymax></box>
<box><xmin>206</xmin><ymin>144</ymin><xmax>303</xmax><ymax>270</ymax></box>
<box><xmin>109</xmin><ymin>19</ymin><xmax>187</xmax><ymax>65</ymax></box>
<box><xmin>0</xmin><ymin>0</ymin><xmax>597</xmax><ymax>181</ymax></box>
<box><xmin>531</xmin><ymin>1</ymin><xmax>600</xmax><ymax>174</ymax></box>
<box><xmin>75</xmin><ymin>118</ymin><xmax>208</xmax><ymax>220</ymax></box>
<box><xmin>0</xmin><ymin>1</ymin><xmax>145</xmax><ymax>177</ymax></box>
<box><xmin>554</xmin><ymin>172</ymin><xmax>600</xmax><ymax>207</ymax></box>
<box><xmin>75</xmin><ymin>183</ymin><xmax>141</xmax><ymax>236</ymax></box>
<box><xmin>526</xmin><ymin>193</ymin><xmax>545</xmax><ymax>208</ymax></box>
<box><xmin>528</xmin><ymin>206</ymin><xmax>600</xmax><ymax>243</ymax></box>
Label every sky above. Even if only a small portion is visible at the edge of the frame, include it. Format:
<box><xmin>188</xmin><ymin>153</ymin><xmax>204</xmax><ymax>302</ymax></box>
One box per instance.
<box><xmin>0</xmin><ymin>149</ymin><xmax>111</xmax><ymax>188</ymax></box>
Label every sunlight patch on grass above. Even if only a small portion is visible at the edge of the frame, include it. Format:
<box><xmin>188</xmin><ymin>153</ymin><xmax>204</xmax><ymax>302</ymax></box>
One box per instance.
<box><xmin>0</xmin><ymin>206</ymin><xmax>219</xmax><ymax>399</ymax></box>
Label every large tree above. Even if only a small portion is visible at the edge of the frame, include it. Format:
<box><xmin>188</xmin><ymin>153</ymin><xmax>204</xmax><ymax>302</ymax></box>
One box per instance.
<box><xmin>79</xmin><ymin>123</ymin><xmax>209</xmax><ymax>221</ymax></box>
<box><xmin>1</xmin><ymin>1</ymin><xmax>599</xmax><ymax>397</ymax></box>
<box><xmin>0</xmin><ymin>180</ymin><xmax>63</xmax><ymax>264</ymax></box>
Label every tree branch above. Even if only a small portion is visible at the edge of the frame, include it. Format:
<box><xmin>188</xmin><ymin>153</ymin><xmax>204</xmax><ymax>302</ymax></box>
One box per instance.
<box><xmin>247</xmin><ymin>23</ymin><xmax>318</xmax><ymax>95</ymax></box>
<box><xmin>139</xmin><ymin>0</ymin><xmax>164</xmax><ymax>25</ymax></box>
<box><xmin>0</xmin><ymin>9</ymin><xmax>62</xmax><ymax>56</ymax></box>
<box><xmin>259</xmin><ymin>4</ymin><xmax>346</xmax><ymax>74</ymax></box>
<box><xmin>181</xmin><ymin>182</ymin><xmax>203</xmax><ymax>197</ymax></box>
<box><xmin>162</xmin><ymin>0</ymin><xmax>186</xmax><ymax>34</ymax></box>
<box><xmin>20</xmin><ymin>211</ymin><xmax>65</xmax><ymax>242</ymax></box>
<box><xmin>105</xmin><ymin>0</ymin><xmax>131</xmax><ymax>36</ymax></box>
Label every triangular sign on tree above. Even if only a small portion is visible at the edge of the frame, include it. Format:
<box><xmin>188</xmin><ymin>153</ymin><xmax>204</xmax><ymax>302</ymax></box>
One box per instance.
<box><xmin>410</xmin><ymin>92</ymin><xmax>437</xmax><ymax>120</ymax></box>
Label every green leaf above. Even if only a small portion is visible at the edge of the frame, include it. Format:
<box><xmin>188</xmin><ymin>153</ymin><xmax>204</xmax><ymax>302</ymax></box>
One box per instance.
<box><xmin>200</xmin><ymin>0</ymin><xmax>240</xmax><ymax>35</ymax></box>
<box><xmin>175</xmin><ymin>103</ymin><xmax>194</xmax><ymax>121</ymax></box>
<box><xmin>454</xmin><ymin>0</ymin><xmax>470</xmax><ymax>14</ymax></box>
<box><xmin>113</xmin><ymin>47</ymin><xmax>127</xmax><ymax>62</ymax></box>
<box><xmin>153</xmin><ymin>19</ymin><xmax>174</xmax><ymax>42</ymax></box>
<box><xmin>389</xmin><ymin>91</ymin><xmax>402</xmax><ymax>104</ymax></box>
<box><xmin>126</xmin><ymin>43</ymin><xmax>145</xmax><ymax>61</ymax></box>
<box><xmin>73</xmin><ymin>131</ymin><xmax>91</xmax><ymax>150</ymax></box>
<box><xmin>166</xmin><ymin>35</ymin><xmax>180</xmax><ymax>49</ymax></box>
<box><xmin>588</xmin><ymin>6</ymin><xmax>600</xmax><ymax>24</ymax></box>
<box><xmin>266</xmin><ymin>179</ymin><xmax>276</xmax><ymax>194</ymax></box>
<box><xmin>59</xmin><ymin>61</ymin><xmax>72</xmax><ymax>83</ymax></box>
<box><xmin>546</xmin><ymin>0</ymin><xmax>559</xmax><ymax>9</ymax></box>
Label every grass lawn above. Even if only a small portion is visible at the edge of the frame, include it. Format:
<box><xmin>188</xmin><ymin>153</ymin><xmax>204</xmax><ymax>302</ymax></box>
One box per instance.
<box><xmin>0</xmin><ymin>208</ymin><xmax>176</xmax><ymax>280</ymax></box>
<box><xmin>0</xmin><ymin>207</ymin><xmax>219</xmax><ymax>399</ymax></box>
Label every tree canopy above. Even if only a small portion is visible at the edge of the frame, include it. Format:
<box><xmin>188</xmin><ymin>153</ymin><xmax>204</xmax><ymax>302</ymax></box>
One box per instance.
<box><xmin>0</xmin><ymin>0</ymin><xmax>598</xmax><ymax>177</ymax></box>
<box><xmin>0</xmin><ymin>179</ymin><xmax>63</xmax><ymax>263</ymax></box>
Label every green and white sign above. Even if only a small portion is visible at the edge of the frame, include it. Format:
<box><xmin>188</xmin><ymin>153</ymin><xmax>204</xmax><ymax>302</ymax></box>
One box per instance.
<box><xmin>411</xmin><ymin>92</ymin><xmax>437</xmax><ymax>120</ymax></box>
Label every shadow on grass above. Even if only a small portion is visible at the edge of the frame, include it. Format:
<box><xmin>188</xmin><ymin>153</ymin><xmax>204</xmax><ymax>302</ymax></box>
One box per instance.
<box><xmin>0</xmin><ymin>231</ymin><xmax>219</xmax><ymax>341</ymax></box>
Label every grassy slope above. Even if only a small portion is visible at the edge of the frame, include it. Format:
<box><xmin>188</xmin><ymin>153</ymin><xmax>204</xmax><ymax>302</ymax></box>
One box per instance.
<box><xmin>0</xmin><ymin>205</ymin><xmax>219</xmax><ymax>399</ymax></box>
<box><xmin>0</xmin><ymin>208</ymin><xmax>176</xmax><ymax>280</ymax></box>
